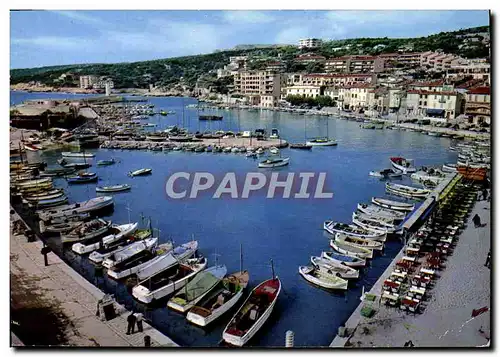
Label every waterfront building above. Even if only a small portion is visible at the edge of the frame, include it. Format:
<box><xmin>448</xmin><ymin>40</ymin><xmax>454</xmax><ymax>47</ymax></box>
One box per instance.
<box><xmin>298</xmin><ymin>38</ymin><xmax>323</xmax><ymax>49</ymax></box>
<box><xmin>233</xmin><ymin>70</ymin><xmax>284</xmax><ymax>107</ymax></box>
<box><xmin>447</xmin><ymin>59</ymin><xmax>490</xmax><ymax>84</ymax></box>
<box><xmin>283</xmin><ymin>85</ymin><xmax>322</xmax><ymax>98</ymax></box>
<box><xmin>325</xmin><ymin>55</ymin><xmax>385</xmax><ymax>73</ymax></box>
<box><xmin>367</xmin><ymin>87</ymin><xmax>390</xmax><ymax>114</ymax></box>
<box><xmin>286</xmin><ymin>73</ymin><xmax>374</xmax><ymax>87</ymax></box>
<box><xmin>464</xmin><ymin>86</ymin><xmax>491</xmax><ymax>124</ymax></box>
<box><xmin>337</xmin><ymin>83</ymin><xmax>374</xmax><ymax>111</ymax></box>
<box><xmin>406</xmin><ymin>89</ymin><xmax>464</xmax><ymax>120</ymax></box>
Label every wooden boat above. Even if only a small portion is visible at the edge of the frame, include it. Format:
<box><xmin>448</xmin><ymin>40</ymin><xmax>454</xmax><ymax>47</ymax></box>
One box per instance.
<box><xmin>258</xmin><ymin>157</ymin><xmax>289</xmax><ymax>168</ymax></box>
<box><xmin>129</xmin><ymin>168</ymin><xmax>152</xmax><ymax>177</ymax></box>
<box><xmin>42</xmin><ymin>220</ymin><xmax>85</xmax><ymax>235</ymax></box>
<box><xmin>320</xmin><ymin>251</ymin><xmax>366</xmax><ymax>268</ymax></box>
<box><xmin>457</xmin><ymin>165</ymin><xmax>488</xmax><ymax>181</ymax></box>
<box><xmin>102</xmin><ymin>237</ymin><xmax>158</xmax><ymax>269</ymax></box>
<box><xmin>132</xmin><ymin>256</ymin><xmax>208</xmax><ymax>304</ymax></box>
<box><xmin>107</xmin><ymin>241</ymin><xmax>196</xmax><ymax>280</ymax></box>
<box><xmin>352</xmin><ymin>212</ymin><xmax>396</xmax><ymax>233</ymax></box>
<box><xmin>290</xmin><ymin>143</ymin><xmax>312</xmax><ymax>150</ymax></box>
<box><xmin>24</xmin><ymin>191</ymin><xmax>65</xmax><ymax>202</ymax></box>
<box><xmin>67</xmin><ymin>173</ymin><xmax>98</xmax><ymax>184</ymax></box>
<box><xmin>330</xmin><ymin>239</ymin><xmax>373</xmax><ymax>259</ymax></box>
<box><xmin>357</xmin><ymin>203</ymin><xmax>406</xmax><ymax>221</ymax></box>
<box><xmin>167</xmin><ymin>265</ymin><xmax>228</xmax><ymax>313</ymax></box>
<box><xmin>60</xmin><ymin>219</ymin><xmax>111</xmax><ymax>244</ymax></box>
<box><xmin>39</xmin><ymin>167</ymin><xmax>76</xmax><ymax>177</ymax></box>
<box><xmin>14</xmin><ymin>178</ymin><xmax>51</xmax><ymax>188</ymax></box>
<box><xmin>442</xmin><ymin>163</ymin><xmax>457</xmax><ymax>173</ymax></box>
<box><xmin>97</xmin><ymin>159</ymin><xmax>116</xmax><ymax>166</ymax></box>
<box><xmin>96</xmin><ymin>184</ymin><xmax>131</xmax><ymax>193</ymax></box>
<box><xmin>187</xmin><ymin>271</ymin><xmax>250</xmax><ymax>327</ymax></box>
<box><xmin>335</xmin><ymin>233</ymin><xmax>384</xmax><ymax>251</ymax></box>
<box><xmin>61</xmin><ymin>152</ymin><xmax>95</xmax><ymax>158</ymax></box>
<box><xmin>323</xmin><ymin>220</ymin><xmax>386</xmax><ymax>241</ymax></box>
<box><xmin>385</xmin><ymin>182</ymin><xmax>430</xmax><ymax>199</ymax></box>
<box><xmin>37</xmin><ymin>196</ymin><xmax>114</xmax><ymax>221</ymax></box>
<box><xmin>306</xmin><ymin>138</ymin><xmax>337</xmax><ymax>146</ymax></box>
<box><xmin>222</xmin><ymin>277</ymin><xmax>281</xmax><ymax>347</ymax></box>
<box><xmin>389</xmin><ymin>157</ymin><xmax>416</xmax><ymax>174</ymax></box>
<box><xmin>354</xmin><ymin>210</ymin><xmax>396</xmax><ymax>226</ymax></box>
<box><xmin>371</xmin><ymin>197</ymin><xmax>415</xmax><ymax>212</ymax></box>
<box><xmin>298</xmin><ymin>265</ymin><xmax>348</xmax><ymax>290</ymax></box>
<box><xmin>73</xmin><ymin>222</ymin><xmax>139</xmax><ymax>256</ymax></box>
<box><xmin>310</xmin><ymin>256</ymin><xmax>359</xmax><ymax>279</ymax></box>
<box><xmin>369</xmin><ymin>168</ymin><xmax>403</xmax><ymax>179</ymax></box>
<box><xmin>33</xmin><ymin>195</ymin><xmax>69</xmax><ymax>208</ymax></box>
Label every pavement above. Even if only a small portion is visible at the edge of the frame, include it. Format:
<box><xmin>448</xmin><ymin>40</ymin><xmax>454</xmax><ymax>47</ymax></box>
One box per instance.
<box><xmin>10</xmin><ymin>211</ymin><xmax>178</xmax><ymax>347</ymax></box>
<box><xmin>335</xmin><ymin>198</ymin><xmax>491</xmax><ymax>348</ymax></box>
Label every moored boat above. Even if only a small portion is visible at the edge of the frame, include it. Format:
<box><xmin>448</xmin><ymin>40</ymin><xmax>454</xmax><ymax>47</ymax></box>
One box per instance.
<box><xmin>306</xmin><ymin>138</ymin><xmax>337</xmax><ymax>146</ymax></box>
<box><xmin>310</xmin><ymin>256</ymin><xmax>359</xmax><ymax>279</ymax></box>
<box><xmin>389</xmin><ymin>157</ymin><xmax>416</xmax><ymax>174</ymax></box>
<box><xmin>352</xmin><ymin>212</ymin><xmax>396</xmax><ymax>234</ymax></box>
<box><xmin>222</xmin><ymin>277</ymin><xmax>281</xmax><ymax>347</ymax></box>
<box><xmin>37</xmin><ymin>196</ymin><xmax>114</xmax><ymax>221</ymax></box>
<box><xmin>96</xmin><ymin>184</ymin><xmax>131</xmax><ymax>193</ymax></box>
<box><xmin>323</xmin><ymin>220</ymin><xmax>386</xmax><ymax>241</ymax></box>
<box><xmin>356</xmin><ymin>203</ymin><xmax>406</xmax><ymax>221</ymax></box>
<box><xmin>289</xmin><ymin>143</ymin><xmax>312</xmax><ymax>150</ymax></box>
<box><xmin>371</xmin><ymin>197</ymin><xmax>415</xmax><ymax>212</ymax></box>
<box><xmin>320</xmin><ymin>251</ymin><xmax>366</xmax><ymax>268</ymax></box>
<box><xmin>442</xmin><ymin>163</ymin><xmax>457</xmax><ymax>173</ymax></box>
<box><xmin>298</xmin><ymin>265</ymin><xmax>348</xmax><ymax>290</ymax></box>
<box><xmin>258</xmin><ymin>157</ymin><xmax>290</xmax><ymax>168</ymax></box>
<box><xmin>129</xmin><ymin>168</ymin><xmax>152</xmax><ymax>177</ymax></box>
<box><xmin>97</xmin><ymin>159</ymin><xmax>116</xmax><ymax>166</ymax></box>
<box><xmin>102</xmin><ymin>237</ymin><xmax>158</xmax><ymax>269</ymax></box>
<box><xmin>369</xmin><ymin>168</ymin><xmax>403</xmax><ymax>179</ymax></box>
<box><xmin>60</xmin><ymin>219</ymin><xmax>111</xmax><ymax>244</ymax></box>
<box><xmin>73</xmin><ymin>222</ymin><xmax>139</xmax><ymax>256</ymax></box>
<box><xmin>330</xmin><ymin>239</ymin><xmax>373</xmax><ymax>259</ymax></box>
<box><xmin>385</xmin><ymin>182</ymin><xmax>430</xmax><ymax>199</ymax></box>
<box><xmin>335</xmin><ymin>233</ymin><xmax>384</xmax><ymax>251</ymax></box>
<box><xmin>62</xmin><ymin>152</ymin><xmax>95</xmax><ymax>158</ymax></box>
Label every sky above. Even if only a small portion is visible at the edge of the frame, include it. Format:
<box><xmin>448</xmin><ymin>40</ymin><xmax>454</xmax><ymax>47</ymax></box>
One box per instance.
<box><xmin>10</xmin><ymin>10</ymin><xmax>489</xmax><ymax>69</ymax></box>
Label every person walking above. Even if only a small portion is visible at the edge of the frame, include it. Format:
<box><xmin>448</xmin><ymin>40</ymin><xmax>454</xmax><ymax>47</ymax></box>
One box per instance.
<box><xmin>482</xmin><ymin>188</ymin><xmax>488</xmax><ymax>201</ymax></box>
<box><xmin>126</xmin><ymin>312</ymin><xmax>137</xmax><ymax>335</ymax></box>
<box><xmin>473</xmin><ymin>214</ymin><xmax>481</xmax><ymax>228</ymax></box>
<box><xmin>135</xmin><ymin>312</ymin><xmax>144</xmax><ymax>333</ymax></box>
<box><xmin>485</xmin><ymin>251</ymin><xmax>491</xmax><ymax>268</ymax></box>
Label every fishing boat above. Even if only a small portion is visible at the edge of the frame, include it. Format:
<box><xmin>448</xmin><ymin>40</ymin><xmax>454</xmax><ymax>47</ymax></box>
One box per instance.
<box><xmin>96</xmin><ymin>184</ymin><xmax>131</xmax><ymax>193</ymax></box>
<box><xmin>102</xmin><ymin>237</ymin><xmax>159</xmax><ymax>269</ymax></box>
<box><xmin>323</xmin><ymin>220</ymin><xmax>386</xmax><ymax>241</ymax></box>
<box><xmin>67</xmin><ymin>173</ymin><xmax>98</xmax><ymax>184</ymax></box>
<box><xmin>107</xmin><ymin>241</ymin><xmax>197</xmax><ymax>280</ymax></box>
<box><xmin>356</xmin><ymin>203</ymin><xmax>406</xmax><ymax>221</ymax></box>
<box><xmin>410</xmin><ymin>170</ymin><xmax>446</xmax><ymax>185</ymax></box>
<box><xmin>371</xmin><ymin>197</ymin><xmax>415</xmax><ymax>212</ymax></box>
<box><xmin>222</xmin><ymin>276</ymin><xmax>281</xmax><ymax>347</ymax></box>
<box><xmin>24</xmin><ymin>190</ymin><xmax>65</xmax><ymax>202</ymax></box>
<box><xmin>329</xmin><ymin>239</ymin><xmax>373</xmax><ymax>259</ymax></box>
<box><xmin>37</xmin><ymin>196</ymin><xmax>114</xmax><ymax>221</ymax></box>
<box><xmin>42</xmin><ymin>220</ymin><xmax>85</xmax><ymax>235</ymax></box>
<box><xmin>97</xmin><ymin>159</ymin><xmax>116</xmax><ymax>166</ymax></box>
<box><xmin>14</xmin><ymin>178</ymin><xmax>52</xmax><ymax>188</ymax></box>
<box><xmin>132</xmin><ymin>256</ymin><xmax>208</xmax><ymax>304</ymax></box>
<box><xmin>389</xmin><ymin>157</ymin><xmax>416</xmax><ymax>174</ymax></box>
<box><xmin>306</xmin><ymin>138</ymin><xmax>337</xmax><ymax>146</ymax></box>
<box><xmin>335</xmin><ymin>233</ymin><xmax>384</xmax><ymax>251</ymax></box>
<box><xmin>167</xmin><ymin>265</ymin><xmax>228</xmax><ymax>313</ymax></box>
<box><xmin>298</xmin><ymin>265</ymin><xmax>348</xmax><ymax>290</ymax></box>
<box><xmin>62</xmin><ymin>152</ymin><xmax>95</xmax><ymax>158</ymax></box>
<box><xmin>320</xmin><ymin>251</ymin><xmax>366</xmax><ymax>268</ymax></box>
<box><xmin>289</xmin><ymin>143</ymin><xmax>312</xmax><ymax>150</ymax></box>
<box><xmin>258</xmin><ymin>157</ymin><xmax>290</xmax><ymax>168</ymax></box>
<box><xmin>369</xmin><ymin>168</ymin><xmax>403</xmax><ymax>179</ymax></box>
<box><xmin>186</xmin><ymin>271</ymin><xmax>250</xmax><ymax>327</ymax></box>
<box><xmin>60</xmin><ymin>219</ymin><xmax>111</xmax><ymax>244</ymax></box>
<box><xmin>73</xmin><ymin>222</ymin><xmax>139</xmax><ymax>256</ymax></box>
<box><xmin>129</xmin><ymin>168</ymin><xmax>152</xmax><ymax>177</ymax></box>
<box><xmin>57</xmin><ymin>159</ymin><xmax>91</xmax><ymax>170</ymax></box>
<box><xmin>385</xmin><ymin>182</ymin><xmax>430</xmax><ymax>199</ymax></box>
<box><xmin>352</xmin><ymin>212</ymin><xmax>396</xmax><ymax>233</ymax></box>
<box><xmin>311</xmin><ymin>256</ymin><xmax>359</xmax><ymax>279</ymax></box>
<box><xmin>268</xmin><ymin>147</ymin><xmax>280</xmax><ymax>155</ymax></box>
<box><xmin>39</xmin><ymin>167</ymin><xmax>76</xmax><ymax>177</ymax></box>
<box><xmin>33</xmin><ymin>195</ymin><xmax>69</xmax><ymax>208</ymax></box>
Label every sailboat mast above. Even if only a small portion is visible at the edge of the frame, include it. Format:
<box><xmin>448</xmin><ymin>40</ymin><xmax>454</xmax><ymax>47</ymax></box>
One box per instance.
<box><xmin>240</xmin><ymin>243</ymin><xmax>243</xmax><ymax>273</ymax></box>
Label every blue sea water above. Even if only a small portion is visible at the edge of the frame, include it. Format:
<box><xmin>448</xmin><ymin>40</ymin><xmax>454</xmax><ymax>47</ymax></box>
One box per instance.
<box><xmin>11</xmin><ymin>92</ymin><xmax>458</xmax><ymax>347</ymax></box>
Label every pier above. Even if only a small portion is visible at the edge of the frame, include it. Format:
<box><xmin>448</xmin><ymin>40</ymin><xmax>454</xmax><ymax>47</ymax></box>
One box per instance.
<box><xmin>10</xmin><ymin>210</ymin><xmax>178</xmax><ymax>347</ymax></box>
<box><xmin>329</xmin><ymin>173</ymin><xmax>490</xmax><ymax>348</ymax></box>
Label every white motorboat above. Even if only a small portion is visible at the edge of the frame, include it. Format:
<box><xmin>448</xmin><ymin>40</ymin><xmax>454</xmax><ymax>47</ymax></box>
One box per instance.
<box><xmin>102</xmin><ymin>238</ymin><xmax>158</xmax><ymax>269</ymax></box>
<box><xmin>330</xmin><ymin>239</ymin><xmax>373</xmax><ymax>259</ymax></box>
<box><xmin>298</xmin><ymin>265</ymin><xmax>348</xmax><ymax>290</ymax></box>
<box><xmin>60</xmin><ymin>219</ymin><xmax>111</xmax><ymax>244</ymax></box>
<box><xmin>167</xmin><ymin>265</ymin><xmax>228</xmax><ymax>313</ymax></box>
<box><xmin>310</xmin><ymin>256</ymin><xmax>359</xmax><ymax>279</ymax></box>
<box><xmin>389</xmin><ymin>157</ymin><xmax>416</xmax><ymax>174</ymax></box>
<box><xmin>132</xmin><ymin>256</ymin><xmax>207</xmax><ymax>304</ymax></box>
<box><xmin>258</xmin><ymin>157</ymin><xmax>290</xmax><ymax>168</ymax></box>
<box><xmin>371</xmin><ymin>197</ymin><xmax>415</xmax><ymax>212</ymax></box>
<box><xmin>323</xmin><ymin>220</ymin><xmax>386</xmax><ymax>241</ymax></box>
<box><xmin>73</xmin><ymin>222</ymin><xmax>138</xmax><ymax>256</ymax></box>
<box><xmin>369</xmin><ymin>168</ymin><xmax>403</xmax><ymax>178</ymax></box>
<box><xmin>385</xmin><ymin>182</ymin><xmax>430</xmax><ymax>199</ymax></box>
<box><xmin>357</xmin><ymin>203</ymin><xmax>406</xmax><ymax>221</ymax></box>
<box><xmin>352</xmin><ymin>212</ymin><xmax>396</xmax><ymax>233</ymax></box>
<box><xmin>320</xmin><ymin>251</ymin><xmax>366</xmax><ymax>268</ymax></box>
<box><xmin>62</xmin><ymin>152</ymin><xmax>95</xmax><ymax>158</ymax></box>
<box><xmin>335</xmin><ymin>233</ymin><xmax>384</xmax><ymax>251</ymax></box>
<box><xmin>354</xmin><ymin>210</ymin><xmax>396</xmax><ymax>226</ymax></box>
<box><xmin>129</xmin><ymin>168</ymin><xmax>152</xmax><ymax>177</ymax></box>
<box><xmin>186</xmin><ymin>271</ymin><xmax>250</xmax><ymax>327</ymax></box>
<box><xmin>442</xmin><ymin>163</ymin><xmax>457</xmax><ymax>173</ymax></box>
<box><xmin>222</xmin><ymin>277</ymin><xmax>281</xmax><ymax>347</ymax></box>
<box><xmin>37</xmin><ymin>196</ymin><xmax>114</xmax><ymax>221</ymax></box>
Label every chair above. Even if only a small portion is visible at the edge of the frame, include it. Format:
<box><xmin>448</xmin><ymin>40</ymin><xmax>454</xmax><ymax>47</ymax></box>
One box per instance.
<box><xmin>249</xmin><ymin>309</ymin><xmax>259</xmax><ymax>321</ymax></box>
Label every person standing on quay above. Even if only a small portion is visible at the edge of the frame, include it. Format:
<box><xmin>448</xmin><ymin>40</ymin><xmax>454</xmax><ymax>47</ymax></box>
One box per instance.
<box><xmin>135</xmin><ymin>312</ymin><xmax>144</xmax><ymax>333</ymax></box>
<box><xmin>126</xmin><ymin>312</ymin><xmax>136</xmax><ymax>335</ymax></box>
<box><xmin>485</xmin><ymin>250</ymin><xmax>491</xmax><ymax>269</ymax></box>
<box><xmin>473</xmin><ymin>214</ymin><xmax>482</xmax><ymax>228</ymax></box>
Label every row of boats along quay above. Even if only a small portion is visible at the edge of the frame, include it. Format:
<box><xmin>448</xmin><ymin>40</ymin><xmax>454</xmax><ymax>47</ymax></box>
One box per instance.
<box><xmin>9</xmin><ymin>92</ymin><xmax>490</xmax><ymax>347</ymax></box>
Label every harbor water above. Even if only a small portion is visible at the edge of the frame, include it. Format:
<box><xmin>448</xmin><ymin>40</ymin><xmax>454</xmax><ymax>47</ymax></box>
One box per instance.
<box><xmin>11</xmin><ymin>92</ymin><xmax>458</xmax><ymax>347</ymax></box>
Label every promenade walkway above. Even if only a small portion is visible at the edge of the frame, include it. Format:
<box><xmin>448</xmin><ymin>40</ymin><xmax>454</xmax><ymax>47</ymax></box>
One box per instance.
<box><xmin>10</xmin><ymin>211</ymin><xmax>178</xmax><ymax>347</ymax></box>
<box><xmin>332</xmin><ymin>198</ymin><xmax>490</xmax><ymax>348</ymax></box>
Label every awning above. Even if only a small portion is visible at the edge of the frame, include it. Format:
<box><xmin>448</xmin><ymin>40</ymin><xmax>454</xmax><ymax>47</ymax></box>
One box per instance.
<box><xmin>426</xmin><ymin>108</ymin><xmax>445</xmax><ymax>115</ymax></box>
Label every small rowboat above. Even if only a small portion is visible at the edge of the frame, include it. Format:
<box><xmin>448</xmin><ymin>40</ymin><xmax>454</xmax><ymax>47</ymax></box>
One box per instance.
<box><xmin>320</xmin><ymin>251</ymin><xmax>366</xmax><ymax>268</ymax></box>
<box><xmin>330</xmin><ymin>239</ymin><xmax>373</xmax><ymax>259</ymax></box>
<box><xmin>357</xmin><ymin>203</ymin><xmax>406</xmax><ymax>221</ymax></box>
<box><xmin>371</xmin><ymin>197</ymin><xmax>415</xmax><ymax>212</ymax></box>
<box><xmin>67</xmin><ymin>174</ymin><xmax>98</xmax><ymax>184</ymax></box>
<box><xmin>385</xmin><ymin>182</ymin><xmax>430</xmax><ymax>199</ymax></box>
<box><xmin>298</xmin><ymin>265</ymin><xmax>348</xmax><ymax>290</ymax></box>
<box><xmin>352</xmin><ymin>212</ymin><xmax>396</xmax><ymax>233</ymax></box>
<box><xmin>335</xmin><ymin>233</ymin><xmax>384</xmax><ymax>251</ymax></box>
<box><xmin>258</xmin><ymin>157</ymin><xmax>290</xmax><ymax>168</ymax></box>
<box><xmin>129</xmin><ymin>168</ymin><xmax>152</xmax><ymax>177</ymax></box>
<box><xmin>96</xmin><ymin>184</ymin><xmax>131</xmax><ymax>193</ymax></box>
<box><xmin>97</xmin><ymin>159</ymin><xmax>116</xmax><ymax>166</ymax></box>
<box><xmin>310</xmin><ymin>256</ymin><xmax>359</xmax><ymax>279</ymax></box>
<box><xmin>324</xmin><ymin>220</ymin><xmax>386</xmax><ymax>241</ymax></box>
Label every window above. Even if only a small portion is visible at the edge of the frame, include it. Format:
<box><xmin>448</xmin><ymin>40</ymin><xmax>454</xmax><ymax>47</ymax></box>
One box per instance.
<box><xmin>447</xmin><ymin>96</ymin><xmax>450</xmax><ymax>100</ymax></box>
<box><xmin>424</xmin><ymin>101</ymin><xmax>427</xmax><ymax>106</ymax></box>
<box><xmin>435</xmin><ymin>95</ymin><xmax>437</xmax><ymax>99</ymax></box>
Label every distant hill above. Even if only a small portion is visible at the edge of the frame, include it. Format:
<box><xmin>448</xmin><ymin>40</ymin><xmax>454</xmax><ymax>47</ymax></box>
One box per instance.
<box><xmin>10</xmin><ymin>25</ymin><xmax>490</xmax><ymax>90</ymax></box>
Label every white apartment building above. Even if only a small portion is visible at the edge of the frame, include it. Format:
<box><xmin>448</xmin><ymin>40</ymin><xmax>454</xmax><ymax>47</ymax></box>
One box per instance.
<box><xmin>233</xmin><ymin>70</ymin><xmax>284</xmax><ymax>107</ymax></box>
<box><xmin>79</xmin><ymin>75</ymin><xmax>99</xmax><ymax>89</ymax></box>
<box><xmin>283</xmin><ymin>85</ymin><xmax>321</xmax><ymax>98</ymax></box>
<box><xmin>448</xmin><ymin>60</ymin><xmax>490</xmax><ymax>84</ymax></box>
<box><xmin>406</xmin><ymin>89</ymin><xmax>463</xmax><ymax>119</ymax></box>
<box><xmin>465</xmin><ymin>86</ymin><xmax>490</xmax><ymax>124</ymax></box>
<box><xmin>286</xmin><ymin>73</ymin><xmax>374</xmax><ymax>87</ymax></box>
<box><xmin>298</xmin><ymin>38</ymin><xmax>323</xmax><ymax>49</ymax></box>
<box><xmin>337</xmin><ymin>84</ymin><xmax>374</xmax><ymax>110</ymax></box>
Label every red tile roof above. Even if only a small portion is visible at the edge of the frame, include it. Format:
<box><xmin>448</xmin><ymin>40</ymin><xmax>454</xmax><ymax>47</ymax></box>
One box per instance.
<box><xmin>407</xmin><ymin>90</ymin><xmax>458</xmax><ymax>96</ymax></box>
<box><xmin>303</xmin><ymin>73</ymin><xmax>372</xmax><ymax>78</ymax></box>
<box><xmin>296</xmin><ymin>56</ymin><xmax>326</xmax><ymax>61</ymax></box>
<box><xmin>467</xmin><ymin>86</ymin><xmax>490</xmax><ymax>95</ymax></box>
<box><xmin>410</xmin><ymin>80</ymin><xmax>445</xmax><ymax>87</ymax></box>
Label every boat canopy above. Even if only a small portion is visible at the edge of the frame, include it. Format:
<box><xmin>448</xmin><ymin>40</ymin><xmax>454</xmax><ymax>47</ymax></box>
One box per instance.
<box><xmin>182</xmin><ymin>267</ymin><xmax>227</xmax><ymax>301</ymax></box>
<box><xmin>137</xmin><ymin>253</ymin><xmax>178</xmax><ymax>280</ymax></box>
